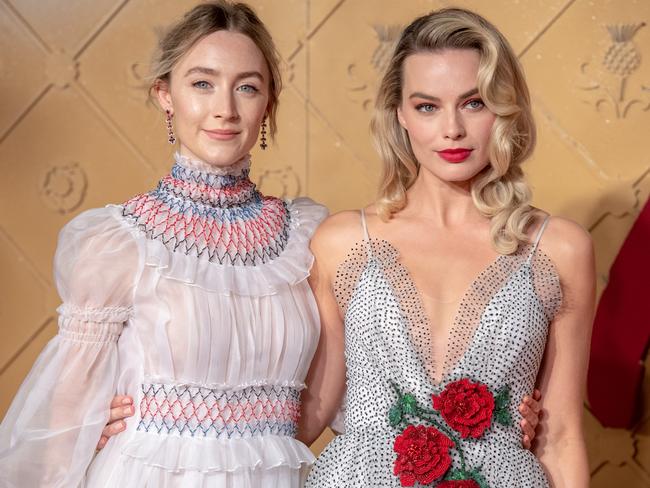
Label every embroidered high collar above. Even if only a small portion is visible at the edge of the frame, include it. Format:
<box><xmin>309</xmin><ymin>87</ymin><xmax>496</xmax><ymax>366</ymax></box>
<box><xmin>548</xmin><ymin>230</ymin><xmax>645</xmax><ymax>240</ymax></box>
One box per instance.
<box><xmin>166</xmin><ymin>153</ymin><xmax>257</xmax><ymax>208</ymax></box>
<box><xmin>121</xmin><ymin>154</ymin><xmax>291</xmax><ymax>266</ymax></box>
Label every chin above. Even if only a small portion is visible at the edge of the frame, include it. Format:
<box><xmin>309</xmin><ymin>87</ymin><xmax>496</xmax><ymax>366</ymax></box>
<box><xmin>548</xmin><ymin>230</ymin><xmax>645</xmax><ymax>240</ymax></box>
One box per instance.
<box><xmin>421</xmin><ymin>164</ymin><xmax>480</xmax><ymax>183</ymax></box>
<box><xmin>430</xmin><ymin>158</ymin><xmax>490</xmax><ymax>180</ymax></box>
<box><xmin>198</xmin><ymin>146</ymin><xmax>245</xmax><ymax>166</ymax></box>
<box><xmin>204</xmin><ymin>154</ymin><xmax>237</xmax><ymax>166</ymax></box>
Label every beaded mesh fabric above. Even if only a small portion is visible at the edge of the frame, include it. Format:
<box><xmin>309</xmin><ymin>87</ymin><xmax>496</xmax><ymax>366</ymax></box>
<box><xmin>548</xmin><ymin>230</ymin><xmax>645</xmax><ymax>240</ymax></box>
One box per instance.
<box><xmin>334</xmin><ymin>239</ymin><xmax>562</xmax><ymax>384</ymax></box>
<box><xmin>306</xmin><ymin>212</ymin><xmax>563</xmax><ymax>487</ymax></box>
<box><xmin>121</xmin><ymin>153</ymin><xmax>290</xmax><ymax>266</ymax></box>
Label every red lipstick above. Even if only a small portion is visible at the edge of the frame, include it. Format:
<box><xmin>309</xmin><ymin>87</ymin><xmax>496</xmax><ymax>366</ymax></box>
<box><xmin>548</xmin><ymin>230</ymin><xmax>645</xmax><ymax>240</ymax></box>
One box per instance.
<box><xmin>437</xmin><ymin>148</ymin><xmax>473</xmax><ymax>163</ymax></box>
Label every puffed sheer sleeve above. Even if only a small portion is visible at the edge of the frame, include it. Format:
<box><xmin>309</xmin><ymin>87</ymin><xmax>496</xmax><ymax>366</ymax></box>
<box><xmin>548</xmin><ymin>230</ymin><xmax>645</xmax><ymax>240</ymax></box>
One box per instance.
<box><xmin>0</xmin><ymin>207</ymin><xmax>139</xmax><ymax>487</ymax></box>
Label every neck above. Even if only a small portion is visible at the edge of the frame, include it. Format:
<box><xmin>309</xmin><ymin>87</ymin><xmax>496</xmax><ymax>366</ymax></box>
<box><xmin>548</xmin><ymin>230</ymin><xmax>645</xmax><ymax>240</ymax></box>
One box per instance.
<box><xmin>175</xmin><ymin>152</ymin><xmax>251</xmax><ymax>176</ymax></box>
<box><xmin>403</xmin><ymin>170</ymin><xmax>484</xmax><ymax>227</ymax></box>
<box><xmin>160</xmin><ymin>152</ymin><xmax>258</xmax><ymax>208</ymax></box>
<box><xmin>121</xmin><ymin>153</ymin><xmax>291</xmax><ymax>266</ymax></box>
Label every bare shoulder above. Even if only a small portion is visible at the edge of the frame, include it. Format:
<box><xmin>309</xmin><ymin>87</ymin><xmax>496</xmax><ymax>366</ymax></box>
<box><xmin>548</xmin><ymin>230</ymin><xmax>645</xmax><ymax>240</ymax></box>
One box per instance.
<box><xmin>534</xmin><ymin>213</ymin><xmax>595</xmax><ymax>284</ymax></box>
<box><xmin>311</xmin><ymin>209</ymin><xmax>366</xmax><ymax>269</ymax></box>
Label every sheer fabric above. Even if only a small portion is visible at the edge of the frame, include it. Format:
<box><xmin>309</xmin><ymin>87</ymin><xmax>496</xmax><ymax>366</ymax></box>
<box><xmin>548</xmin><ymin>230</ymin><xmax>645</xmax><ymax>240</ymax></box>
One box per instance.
<box><xmin>332</xmin><ymin>232</ymin><xmax>561</xmax><ymax>386</ymax></box>
<box><xmin>0</xmin><ymin>155</ymin><xmax>327</xmax><ymax>487</ymax></box>
<box><xmin>306</xmin><ymin>213</ymin><xmax>563</xmax><ymax>487</ymax></box>
<box><xmin>0</xmin><ymin>210</ymin><xmax>137</xmax><ymax>487</ymax></box>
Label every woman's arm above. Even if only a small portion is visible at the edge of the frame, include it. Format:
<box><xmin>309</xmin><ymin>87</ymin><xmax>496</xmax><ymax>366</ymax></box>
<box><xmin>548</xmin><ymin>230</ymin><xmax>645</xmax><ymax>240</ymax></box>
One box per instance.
<box><xmin>297</xmin><ymin>213</ymin><xmax>351</xmax><ymax>445</ymax></box>
<box><xmin>0</xmin><ymin>208</ymin><xmax>137</xmax><ymax>487</ymax></box>
<box><xmin>294</xmin><ymin>210</ymin><xmax>547</xmax><ymax>448</ymax></box>
<box><xmin>534</xmin><ymin>218</ymin><xmax>596</xmax><ymax>487</ymax></box>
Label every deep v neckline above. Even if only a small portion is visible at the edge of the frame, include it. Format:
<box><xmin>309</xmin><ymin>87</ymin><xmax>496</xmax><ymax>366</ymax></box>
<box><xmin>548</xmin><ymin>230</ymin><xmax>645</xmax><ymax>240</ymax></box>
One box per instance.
<box><xmin>371</xmin><ymin>238</ymin><xmax>517</xmax><ymax>385</ymax></box>
<box><xmin>351</xmin><ymin>209</ymin><xmax>556</xmax><ymax>386</ymax></box>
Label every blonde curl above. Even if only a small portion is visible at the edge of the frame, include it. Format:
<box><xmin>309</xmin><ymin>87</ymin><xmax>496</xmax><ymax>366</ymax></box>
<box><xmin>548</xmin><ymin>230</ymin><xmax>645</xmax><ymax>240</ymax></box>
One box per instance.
<box><xmin>372</xmin><ymin>8</ymin><xmax>537</xmax><ymax>254</ymax></box>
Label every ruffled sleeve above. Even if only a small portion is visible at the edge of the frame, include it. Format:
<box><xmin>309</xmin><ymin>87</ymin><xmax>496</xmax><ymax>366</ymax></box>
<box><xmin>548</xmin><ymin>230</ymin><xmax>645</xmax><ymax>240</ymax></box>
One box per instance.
<box><xmin>0</xmin><ymin>207</ymin><xmax>139</xmax><ymax>488</ymax></box>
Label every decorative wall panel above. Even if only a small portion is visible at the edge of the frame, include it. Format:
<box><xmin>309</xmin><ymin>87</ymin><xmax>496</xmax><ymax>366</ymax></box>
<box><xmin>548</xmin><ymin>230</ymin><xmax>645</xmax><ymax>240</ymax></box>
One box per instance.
<box><xmin>1</xmin><ymin>1</ymin><xmax>648</xmax><ymax>485</ymax></box>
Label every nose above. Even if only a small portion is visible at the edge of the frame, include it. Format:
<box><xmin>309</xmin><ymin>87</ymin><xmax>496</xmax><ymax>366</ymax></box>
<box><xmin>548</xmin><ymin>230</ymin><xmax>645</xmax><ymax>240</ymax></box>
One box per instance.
<box><xmin>443</xmin><ymin>110</ymin><xmax>466</xmax><ymax>140</ymax></box>
<box><xmin>213</xmin><ymin>92</ymin><xmax>239</xmax><ymax>121</ymax></box>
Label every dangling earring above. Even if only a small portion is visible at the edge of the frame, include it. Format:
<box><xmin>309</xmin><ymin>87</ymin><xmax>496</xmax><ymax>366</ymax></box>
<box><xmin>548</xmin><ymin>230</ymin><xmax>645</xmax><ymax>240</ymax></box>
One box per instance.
<box><xmin>166</xmin><ymin>109</ymin><xmax>176</xmax><ymax>144</ymax></box>
<box><xmin>260</xmin><ymin>117</ymin><xmax>267</xmax><ymax>150</ymax></box>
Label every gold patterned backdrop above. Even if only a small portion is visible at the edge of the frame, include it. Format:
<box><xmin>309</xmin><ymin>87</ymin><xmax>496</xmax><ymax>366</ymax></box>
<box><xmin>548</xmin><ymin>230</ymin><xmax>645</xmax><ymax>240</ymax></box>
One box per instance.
<box><xmin>1</xmin><ymin>0</ymin><xmax>649</xmax><ymax>485</ymax></box>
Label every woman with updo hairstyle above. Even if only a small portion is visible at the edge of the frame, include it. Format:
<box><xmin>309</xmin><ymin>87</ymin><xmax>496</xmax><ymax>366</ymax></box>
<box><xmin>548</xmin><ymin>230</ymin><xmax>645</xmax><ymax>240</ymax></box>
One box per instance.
<box><xmin>300</xmin><ymin>7</ymin><xmax>593</xmax><ymax>487</ymax></box>
<box><xmin>0</xmin><ymin>1</ymin><xmax>326</xmax><ymax>486</ymax></box>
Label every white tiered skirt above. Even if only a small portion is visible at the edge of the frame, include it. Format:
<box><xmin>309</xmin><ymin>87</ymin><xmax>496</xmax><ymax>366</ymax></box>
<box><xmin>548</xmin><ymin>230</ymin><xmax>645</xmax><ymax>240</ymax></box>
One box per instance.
<box><xmin>85</xmin><ymin>429</ymin><xmax>314</xmax><ymax>487</ymax></box>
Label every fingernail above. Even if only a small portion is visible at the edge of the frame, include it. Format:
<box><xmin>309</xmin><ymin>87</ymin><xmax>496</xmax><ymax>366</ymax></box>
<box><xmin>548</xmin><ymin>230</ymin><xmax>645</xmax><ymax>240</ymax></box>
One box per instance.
<box><xmin>123</xmin><ymin>406</ymin><xmax>133</xmax><ymax>415</ymax></box>
<box><xmin>119</xmin><ymin>421</ymin><xmax>126</xmax><ymax>429</ymax></box>
<box><xmin>122</xmin><ymin>398</ymin><xmax>132</xmax><ymax>405</ymax></box>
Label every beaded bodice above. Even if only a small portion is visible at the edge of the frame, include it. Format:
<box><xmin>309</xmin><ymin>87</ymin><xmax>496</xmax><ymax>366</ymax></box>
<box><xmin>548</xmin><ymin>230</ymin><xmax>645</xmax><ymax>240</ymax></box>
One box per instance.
<box><xmin>305</xmin><ymin>213</ymin><xmax>562</xmax><ymax>487</ymax></box>
<box><xmin>122</xmin><ymin>153</ymin><xmax>290</xmax><ymax>266</ymax></box>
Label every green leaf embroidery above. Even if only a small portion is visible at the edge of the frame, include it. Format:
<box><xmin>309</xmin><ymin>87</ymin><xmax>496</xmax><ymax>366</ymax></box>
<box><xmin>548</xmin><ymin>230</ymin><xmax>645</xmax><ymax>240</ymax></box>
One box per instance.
<box><xmin>444</xmin><ymin>468</ymin><xmax>490</xmax><ymax>488</ymax></box>
<box><xmin>493</xmin><ymin>385</ymin><xmax>513</xmax><ymax>427</ymax></box>
<box><xmin>389</xmin><ymin>404</ymin><xmax>403</xmax><ymax>427</ymax></box>
<box><xmin>494</xmin><ymin>385</ymin><xmax>511</xmax><ymax>411</ymax></box>
<box><xmin>467</xmin><ymin>468</ymin><xmax>489</xmax><ymax>488</ymax></box>
<box><xmin>444</xmin><ymin>468</ymin><xmax>466</xmax><ymax>480</ymax></box>
<box><xmin>401</xmin><ymin>393</ymin><xmax>418</xmax><ymax>415</ymax></box>
<box><xmin>388</xmin><ymin>380</ymin><xmax>512</xmax><ymax>488</ymax></box>
<box><xmin>494</xmin><ymin>408</ymin><xmax>512</xmax><ymax>426</ymax></box>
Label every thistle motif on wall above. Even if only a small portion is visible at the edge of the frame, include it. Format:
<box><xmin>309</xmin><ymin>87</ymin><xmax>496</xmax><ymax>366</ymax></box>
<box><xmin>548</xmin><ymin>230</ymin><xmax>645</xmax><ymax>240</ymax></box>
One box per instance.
<box><xmin>602</xmin><ymin>24</ymin><xmax>644</xmax><ymax>77</ymax></box>
<box><xmin>346</xmin><ymin>24</ymin><xmax>402</xmax><ymax>111</ymax></box>
<box><xmin>579</xmin><ymin>22</ymin><xmax>650</xmax><ymax>118</ymax></box>
<box><xmin>370</xmin><ymin>24</ymin><xmax>402</xmax><ymax>72</ymax></box>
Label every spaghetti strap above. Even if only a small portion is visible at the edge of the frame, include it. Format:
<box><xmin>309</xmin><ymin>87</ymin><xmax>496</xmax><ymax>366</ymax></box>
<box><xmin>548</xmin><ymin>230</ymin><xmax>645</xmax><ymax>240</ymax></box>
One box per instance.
<box><xmin>360</xmin><ymin>209</ymin><xmax>370</xmax><ymax>241</ymax></box>
<box><xmin>528</xmin><ymin>215</ymin><xmax>551</xmax><ymax>261</ymax></box>
<box><xmin>360</xmin><ymin>209</ymin><xmax>373</xmax><ymax>258</ymax></box>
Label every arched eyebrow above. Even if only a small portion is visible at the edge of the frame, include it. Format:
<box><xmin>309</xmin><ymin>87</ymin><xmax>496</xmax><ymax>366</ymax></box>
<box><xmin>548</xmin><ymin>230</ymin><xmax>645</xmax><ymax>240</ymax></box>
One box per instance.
<box><xmin>184</xmin><ymin>66</ymin><xmax>265</xmax><ymax>81</ymax></box>
<box><xmin>409</xmin><ymin>88</ymin><xmax>479</xmax><ymax>102</ymax></box>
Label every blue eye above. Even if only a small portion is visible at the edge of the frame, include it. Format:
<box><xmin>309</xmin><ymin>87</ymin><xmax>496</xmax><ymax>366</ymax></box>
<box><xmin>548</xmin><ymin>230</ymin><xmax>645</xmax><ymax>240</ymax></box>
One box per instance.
<box><xmin>237</xmin><ymin>84</ymin><xmax>259</xmax><ymax>94</ymax></box>
<box><xmin>465</xmin><ymin>98</ymin><xmax>485</xmax><ymax>110</ymax></box>
<box><xmin>193</xmin><ymin>80</ymin><xmax>211</xmax><ymax>90</ymax></box>
<box><xmin>415</xmin><ymin>103</ymin><xmax>436</xmax><ymax>113</ymax></box>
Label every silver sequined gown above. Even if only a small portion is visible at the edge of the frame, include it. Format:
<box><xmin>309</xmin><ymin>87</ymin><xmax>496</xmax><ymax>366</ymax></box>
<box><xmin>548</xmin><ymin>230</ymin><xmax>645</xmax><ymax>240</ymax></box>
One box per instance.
<box><xmin>306</xmin><ymin>212</ymin><xmax>562</xmax><ymax>487</ymax></box>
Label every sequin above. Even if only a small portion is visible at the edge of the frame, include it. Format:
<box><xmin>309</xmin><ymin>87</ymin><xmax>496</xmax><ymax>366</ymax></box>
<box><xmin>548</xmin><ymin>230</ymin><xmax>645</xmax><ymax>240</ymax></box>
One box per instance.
<box><xmin>306</xmin><ymin>213</ymin><xmax>562</xmax><ymax>487</ymax></box>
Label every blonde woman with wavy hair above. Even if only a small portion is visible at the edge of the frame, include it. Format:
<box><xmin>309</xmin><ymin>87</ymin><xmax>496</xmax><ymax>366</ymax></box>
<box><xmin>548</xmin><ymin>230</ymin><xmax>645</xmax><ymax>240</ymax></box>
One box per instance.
<box><xmin>300</xmin><ymin>7</ymin><xmax>594</xmax><ymax>487</ymax></box>
<box><xmin>372</xmin><ymin>8</ymin><xmax>536</xmax><ymax>255</ymax></box>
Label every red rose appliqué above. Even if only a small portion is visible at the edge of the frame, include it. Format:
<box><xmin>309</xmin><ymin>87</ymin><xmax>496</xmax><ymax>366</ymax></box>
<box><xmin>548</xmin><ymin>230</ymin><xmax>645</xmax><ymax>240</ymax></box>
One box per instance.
<box><xmin>437</xmin><ymin>480</ymin><xmax>481</xmax><ymax>487</ymax></box>
<box><xmin>392</xmin><ymin>424</ymin><xmax>454</xmax><ymax>486</ymax></box>
<box><xmin>432</xmin><ymin>378</ymin><xmax>495</xmax><ymax>439</ymax></box>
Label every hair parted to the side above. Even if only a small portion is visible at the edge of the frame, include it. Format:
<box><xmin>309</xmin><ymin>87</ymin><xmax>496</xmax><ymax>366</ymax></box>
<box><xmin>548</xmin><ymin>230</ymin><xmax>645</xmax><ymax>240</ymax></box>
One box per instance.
<box><xmin>371</xmin><ymin>7</ymin><xmax>536</xmax><ymax>254</ymax></box>
<box><xmin>149</xmin><ymin>0</ymin><xmax>282</xmax><ymax>138</ymax></box>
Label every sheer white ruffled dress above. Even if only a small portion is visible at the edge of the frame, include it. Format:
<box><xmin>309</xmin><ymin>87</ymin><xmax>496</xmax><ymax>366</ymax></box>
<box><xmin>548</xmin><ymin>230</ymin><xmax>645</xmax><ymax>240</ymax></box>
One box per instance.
<box><xmin>0</xmin><ymin>154</ymin><xmax>327</xmax><ymax>487</ymax></box>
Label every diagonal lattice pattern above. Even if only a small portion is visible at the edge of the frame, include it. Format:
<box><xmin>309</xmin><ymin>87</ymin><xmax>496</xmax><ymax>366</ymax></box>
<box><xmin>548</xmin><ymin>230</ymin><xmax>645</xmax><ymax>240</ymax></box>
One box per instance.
<box><xmin>138</xmin><ymin>383</ymin><xmax>301</xmax><ymax>439</ymax></box>
<box><xmin>121</xmin><ymin>160</ymin><xmax>292</xmax><ymax>266</ymax></box>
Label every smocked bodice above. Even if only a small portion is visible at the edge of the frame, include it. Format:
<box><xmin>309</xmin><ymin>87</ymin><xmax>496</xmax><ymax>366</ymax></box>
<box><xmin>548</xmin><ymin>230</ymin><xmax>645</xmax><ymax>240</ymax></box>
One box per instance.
<box><xmin>0</xmin><ymin>154</ymin><xmax>328</xmax><ymax>488</ymax></box>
